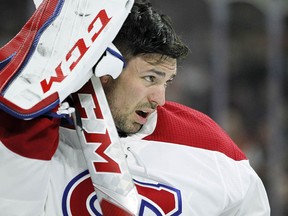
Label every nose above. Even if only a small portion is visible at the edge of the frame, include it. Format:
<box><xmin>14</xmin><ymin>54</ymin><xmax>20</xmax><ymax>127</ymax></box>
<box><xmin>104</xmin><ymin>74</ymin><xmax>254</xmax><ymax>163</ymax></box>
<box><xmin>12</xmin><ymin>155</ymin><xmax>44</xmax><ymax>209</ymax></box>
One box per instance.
<box><xmin>148</xmin><ymin>85</ymin><xmax>166</xmax><ymax>107</ymax></box>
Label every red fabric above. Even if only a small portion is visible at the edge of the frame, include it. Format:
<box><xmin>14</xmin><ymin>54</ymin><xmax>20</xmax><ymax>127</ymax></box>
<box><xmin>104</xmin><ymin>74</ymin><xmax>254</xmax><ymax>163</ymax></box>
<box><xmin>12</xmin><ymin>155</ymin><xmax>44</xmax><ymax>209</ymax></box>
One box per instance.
<box><xmin>100</xmin><ymin>199</ymin><xmax>134</xmax><ymax>216</ymax></box>
<box><xmin>0</xmin><ymin>110</ymin><xmax>60</xmax><ymax>160</ymax></box>
<box><xmin>144</xmin><ymin>101</ymin><xmax>246</xmax><ymax>161</ymax></box>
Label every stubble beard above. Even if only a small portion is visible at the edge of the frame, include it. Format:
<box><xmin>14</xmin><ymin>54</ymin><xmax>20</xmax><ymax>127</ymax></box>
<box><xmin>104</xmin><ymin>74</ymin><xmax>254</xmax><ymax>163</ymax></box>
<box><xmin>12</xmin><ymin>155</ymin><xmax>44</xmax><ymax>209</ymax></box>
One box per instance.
<box><xmin>103</xmin><ymin>81</ymin><xmax>142</xmax><ymax>136</ymax></box>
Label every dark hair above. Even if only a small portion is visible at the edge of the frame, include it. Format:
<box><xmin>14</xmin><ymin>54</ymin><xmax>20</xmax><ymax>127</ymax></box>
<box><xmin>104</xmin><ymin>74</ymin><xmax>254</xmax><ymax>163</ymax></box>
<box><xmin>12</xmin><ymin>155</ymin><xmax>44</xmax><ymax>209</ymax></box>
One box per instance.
<box><xmin>113</xmin><ymin>0</ymin><xmax>189</xmax><ymax>62</ymax></box>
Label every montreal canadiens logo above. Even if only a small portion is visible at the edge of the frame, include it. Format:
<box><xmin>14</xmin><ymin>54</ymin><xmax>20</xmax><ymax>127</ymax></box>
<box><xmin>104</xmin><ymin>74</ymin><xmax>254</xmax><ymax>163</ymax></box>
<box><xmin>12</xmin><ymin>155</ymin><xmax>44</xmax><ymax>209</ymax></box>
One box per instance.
<box><xmin>62</xmin><ymin>170</ymin><xmax>182</xmax><ymax>215</ymax></box>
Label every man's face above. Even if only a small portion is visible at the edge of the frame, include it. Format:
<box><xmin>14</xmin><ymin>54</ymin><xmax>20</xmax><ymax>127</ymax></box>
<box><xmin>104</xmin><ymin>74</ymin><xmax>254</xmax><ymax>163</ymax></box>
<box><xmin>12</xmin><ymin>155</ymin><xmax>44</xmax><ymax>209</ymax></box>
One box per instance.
<box><xmin>101</xmin><ymin>54</ymin><xmax>177</xmax><ymax>135</ymax></box>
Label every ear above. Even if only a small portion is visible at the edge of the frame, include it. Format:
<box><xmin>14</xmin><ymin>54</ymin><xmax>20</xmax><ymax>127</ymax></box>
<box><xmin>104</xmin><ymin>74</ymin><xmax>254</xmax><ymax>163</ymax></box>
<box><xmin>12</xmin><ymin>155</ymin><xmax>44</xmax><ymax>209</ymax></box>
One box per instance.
<box><xmin>100</xmin><ymin>75</ymin><xmax>111</xmax><ymax>84</ymax></box>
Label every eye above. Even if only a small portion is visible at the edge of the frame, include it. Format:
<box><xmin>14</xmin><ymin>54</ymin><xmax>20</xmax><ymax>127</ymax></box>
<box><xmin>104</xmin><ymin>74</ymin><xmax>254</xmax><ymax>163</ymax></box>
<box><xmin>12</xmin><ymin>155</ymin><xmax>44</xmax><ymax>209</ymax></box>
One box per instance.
<box><xmin>144</xmin><ymin>76</ymin><xmax>156</xmax><ymax>83</ymax></box>
<box><xmin>165</xmin><ymin>79</ymin><xmax>173</xmax><ymax>88</ymax></box>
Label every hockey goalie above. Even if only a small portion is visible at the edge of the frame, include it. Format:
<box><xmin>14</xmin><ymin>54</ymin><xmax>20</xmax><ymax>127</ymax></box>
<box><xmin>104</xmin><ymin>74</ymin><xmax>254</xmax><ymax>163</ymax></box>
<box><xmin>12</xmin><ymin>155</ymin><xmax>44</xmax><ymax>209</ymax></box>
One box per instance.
<box><xmin>0</xmin><ymin>0</ymin><xmax>270</xmax><ymax>215</ymax></box>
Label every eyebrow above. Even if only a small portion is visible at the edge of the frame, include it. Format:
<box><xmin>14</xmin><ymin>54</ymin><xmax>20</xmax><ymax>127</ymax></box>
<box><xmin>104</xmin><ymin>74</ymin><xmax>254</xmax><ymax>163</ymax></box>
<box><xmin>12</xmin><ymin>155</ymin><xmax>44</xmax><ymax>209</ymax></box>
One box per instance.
<box><xmin>150</xmin><ymin>69</ymin><xmax>176</xmax><ymax>80</ymax></box>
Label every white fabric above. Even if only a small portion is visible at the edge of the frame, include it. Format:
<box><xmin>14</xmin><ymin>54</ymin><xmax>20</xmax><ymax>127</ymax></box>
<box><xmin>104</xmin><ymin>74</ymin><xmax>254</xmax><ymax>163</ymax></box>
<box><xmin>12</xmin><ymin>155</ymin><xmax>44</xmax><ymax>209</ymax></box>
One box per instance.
<box><xmin>0</xmin><ymin>106</ymin><xmax>270</xmax><ymax>215</ymax></box>
<box><xmin>49</xmin><ymin>122</ymin><xmax>270</xmax><ymax>216</ymax></box>
<box><xmin>0</xmin><ymin>143</ymin><xmax>50</xmax><ymax>216</ymax></box>
<box><xmin>0</xmin><ymin>98</ymin><xmax>270</xmax><ymax>216</ymax></box>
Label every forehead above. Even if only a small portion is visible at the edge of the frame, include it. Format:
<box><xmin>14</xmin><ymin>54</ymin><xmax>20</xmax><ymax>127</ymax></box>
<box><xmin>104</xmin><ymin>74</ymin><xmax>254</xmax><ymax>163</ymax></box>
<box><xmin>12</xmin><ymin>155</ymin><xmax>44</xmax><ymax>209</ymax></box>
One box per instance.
<box><xmin>142</xmin><ymin>53</ymin><xmax>176</xmax><ymax>66</ymax></box>
<box><xmin>138</xmin><ymin>54</ymin><xmax>177</xmax><ymax>74</ymax></box>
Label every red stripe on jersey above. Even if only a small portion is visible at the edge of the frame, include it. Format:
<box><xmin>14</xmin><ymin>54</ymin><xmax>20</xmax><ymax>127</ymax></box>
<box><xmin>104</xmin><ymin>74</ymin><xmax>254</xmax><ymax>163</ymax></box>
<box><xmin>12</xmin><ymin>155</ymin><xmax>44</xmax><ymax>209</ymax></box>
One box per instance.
<box><xmin>0</xmin><ymin>110</ymin><xmax>60</xmax><ymax>160</ymax></box>
<box><xmin>144</xmin><ymin>101</ymin><xmax>246</xmax><ymax>161</ymax></box>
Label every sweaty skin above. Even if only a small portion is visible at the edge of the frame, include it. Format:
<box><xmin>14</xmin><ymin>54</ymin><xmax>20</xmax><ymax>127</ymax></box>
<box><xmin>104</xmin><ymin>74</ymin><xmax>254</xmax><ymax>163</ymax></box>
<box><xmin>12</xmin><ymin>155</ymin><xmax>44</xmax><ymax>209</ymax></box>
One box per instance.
<box><xmin>101</xmin><ymin>54</ymin><xmax>177</xmax><ymax>135</ymax></box>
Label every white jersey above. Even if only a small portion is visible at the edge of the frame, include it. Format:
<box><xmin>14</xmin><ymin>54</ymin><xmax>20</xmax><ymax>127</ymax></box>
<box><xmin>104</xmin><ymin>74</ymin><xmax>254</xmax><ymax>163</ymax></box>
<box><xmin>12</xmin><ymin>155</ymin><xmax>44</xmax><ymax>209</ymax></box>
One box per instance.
<box><xmin>0</xmin><ymin>101</ymin><xmax>270</xmax><ymax>215</ymax></box>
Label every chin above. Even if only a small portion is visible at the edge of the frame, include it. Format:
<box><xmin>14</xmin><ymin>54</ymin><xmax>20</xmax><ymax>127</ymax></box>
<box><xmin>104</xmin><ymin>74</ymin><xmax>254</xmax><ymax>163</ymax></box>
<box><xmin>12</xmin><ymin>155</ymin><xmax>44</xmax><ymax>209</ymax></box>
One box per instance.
<box><xmin>131</xmin><ymin>123</ymin><xmax>143</xmax><ymax>133</ymax></box>
<box><xmin>122</xmin><ymin>124</ymin><xmax>143</xmax><ymax>136</ymax></box>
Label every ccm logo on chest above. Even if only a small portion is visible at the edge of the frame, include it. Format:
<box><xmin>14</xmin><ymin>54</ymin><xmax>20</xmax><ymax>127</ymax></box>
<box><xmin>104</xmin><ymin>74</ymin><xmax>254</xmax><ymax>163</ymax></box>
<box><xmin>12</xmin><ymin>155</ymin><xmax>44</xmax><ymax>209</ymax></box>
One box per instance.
<box><xmin>40</xmin><ymin>9</ymin><xmax>111</xmax><ymax>93</ymax></box>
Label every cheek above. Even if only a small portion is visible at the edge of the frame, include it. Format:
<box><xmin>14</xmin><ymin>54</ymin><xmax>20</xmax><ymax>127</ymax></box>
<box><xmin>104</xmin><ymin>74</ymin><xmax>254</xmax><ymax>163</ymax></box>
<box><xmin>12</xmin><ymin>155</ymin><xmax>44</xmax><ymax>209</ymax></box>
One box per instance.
<box><xmin>125</xmin><ymin>82</ymin><xmax>147</xmax><ymax>101</ymax></box>
<box><xmin>109</xmin><ymin>73</ymin><xmax>148</xmax><ymax>109</ymax></box>
<box><xmin>115</xmin><ymin>84</ymin><xmax>147</xmax><ymax>113</ymax></box>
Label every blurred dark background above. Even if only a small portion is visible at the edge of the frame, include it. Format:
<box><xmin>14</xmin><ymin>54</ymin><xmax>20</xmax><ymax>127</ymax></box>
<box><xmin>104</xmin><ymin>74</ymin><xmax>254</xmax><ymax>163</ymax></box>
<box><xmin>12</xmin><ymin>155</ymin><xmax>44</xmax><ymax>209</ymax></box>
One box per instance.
<box><xmin>1</xmin><ymin>0</ymin><xmax>287</xmax><ymax>215</ymax></box>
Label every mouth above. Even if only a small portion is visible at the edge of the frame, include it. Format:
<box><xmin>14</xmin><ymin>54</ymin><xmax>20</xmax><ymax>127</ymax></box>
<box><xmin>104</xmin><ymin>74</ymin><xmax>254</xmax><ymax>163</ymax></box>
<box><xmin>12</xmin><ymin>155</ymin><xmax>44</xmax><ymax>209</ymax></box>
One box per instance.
<box><xmin>136</xmin><ymin>110</ymin><xmax>149</xmax><ymax>118</ymax></box>
<box><xmin>135</xmin><ymin>109</ymin><xmax>154</xmax><ymax>125</ymax></box>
